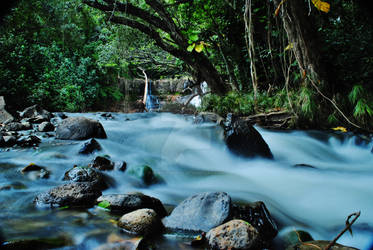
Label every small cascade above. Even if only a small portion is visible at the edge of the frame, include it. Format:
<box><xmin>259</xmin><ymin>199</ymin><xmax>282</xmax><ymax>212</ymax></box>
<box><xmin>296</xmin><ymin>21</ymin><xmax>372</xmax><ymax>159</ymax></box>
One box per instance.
<box><xmin>145</xmin><ymin>79</ymin><xmax>160</xmax><ymax>111</ymax></box>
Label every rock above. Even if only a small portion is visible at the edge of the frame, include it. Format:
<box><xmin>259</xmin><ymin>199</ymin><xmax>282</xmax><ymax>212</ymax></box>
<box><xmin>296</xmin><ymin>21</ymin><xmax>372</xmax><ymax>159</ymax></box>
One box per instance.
<box><xmin>194</xmin><ymin>112</ymin><xmax>224</xmax><ymax>124</ymax></box>
<box><xmin>118</xmin><ymin>208</ymin><xmax>164</xmax><ymax>236</ymax></box>
<box><xmin>1</xmin><ymin>235</ymin><xmax>73</xmax><ymax>249</ymax></box>
<box><xmin>128</xmin><ymin>165</ymin><xmax>163</xmax><ymax>185</ymax></box>
<box><xmin>16</xmin><ymin>135</ymin><xmax>41</xmax><ymax>147</ymax></box>
<box><xmin>277</xmin><ymin>230</ymin><xmax>314</xmax><ymax>249</ymax></box>
<box><xmin>101</xmin><ymin>113</ymin><xmax>114</xmax><ymax>119</ymax></box>
<box><xmin>0</xmin><ymin>96</ymin><xmax>14</xmax><ymax>124</ymax></box>
<box><xmin>286</xmin><ymin>240</ymin><xmax>358</xmax><ymax>250</ymax></box>
<box><xmin>5</xmin><ymin>122</ymin><xmax>31</xmax><ymax>131</ymax></box>
<box><xmin>206</xmin><ymin>219</ymin><xmax>260</xmax><ymax>250</ymax></box>
<box><xmin>96</xmin><ymin>193</ymin><xmax>167</xmax><ymax>217</ymax></box>
<box><xmin>0</xmin><ymin>226</ymin><xmax>4</xmax><ymax>245</ymax></box>
<box><xmin>231</xmin><ymin>201</ymin><xmax>278</xmax><ymax>244</ymax></box>
<box><xmin>224</xmin><ymin>113</ymin><xmax>273</xmax><ymax>159</ymax></box>
<box><xmin>19</xmin><ymin>104</ymin><xmax>52</xmax><ymax>121</ymax></box>
<box><xmin>56</xmin><ymin>116</ymin><xmax>107</xmax><ymax>140</ymax></box>
<box><xmin>0</xmin><ymin>181</ymin><xmax>27</xmax><ymax>191</ymax></box>
<box><xmin>55</xmin><ymin>112</ymin><xmax>68</xmax><ymax>119</ymax></box>
<box><xmin>90</xmin><ymin>156</ymin><xmax>114</xmax><ymax>171</ymax></box>
<box><xmin>293</xmin><ymin>163</ymin><xmax>317</xmax><ymax>169</ymax></box>
<box><xmin>34</xmin><ymin>182</ymin><xmax>102</xmax><ymax>208</ymax></box>
<box><xmin>21</xmin><ymin>163</ymin><xmax>50</xmax><ymax>179</ymax></box>
<box><xmin>38</xmin><ymin>121</ymin><xmax>55</xmax><ymax>132</ymax></box>
<box><xmin>116</xmin><ymin>161</ymin><xmax>127</xmax><ymax>172</ymax></box>
<box><xmin>79</xmin><ymin>138</ymin><xmax>102</xmax><ymax>154</ymax></box>
<box><xmin>2</xmin><ymin>135</ymin><xmax>17</xmax><ymax>147</ymax></box>
<box><xmin>95</xmin><ymin>238</ymin><xmax>144</xmax><ymax>250</ymax></box>
<box><xmin>63</xmin><ymin>166</ymin><xmax>107</xmax><ymax>190</ymax></box>
<box><xmin>163</xmin><ymin>192</ymin><xmax>231</xmax><ymax>232</ymax></box>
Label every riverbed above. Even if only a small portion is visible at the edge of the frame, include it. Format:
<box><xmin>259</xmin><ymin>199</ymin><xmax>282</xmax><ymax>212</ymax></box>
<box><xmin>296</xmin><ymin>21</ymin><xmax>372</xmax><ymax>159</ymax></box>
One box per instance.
<box><xmin>1</xmin><ymin>112</ymin><xmax>372</xmax><ymax>249</ymax></box>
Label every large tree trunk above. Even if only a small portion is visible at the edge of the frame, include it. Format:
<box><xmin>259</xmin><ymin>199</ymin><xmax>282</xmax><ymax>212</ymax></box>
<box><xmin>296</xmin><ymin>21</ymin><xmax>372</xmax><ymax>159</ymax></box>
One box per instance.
<box><xmin>273</xmin><ymin>0</ymin><xmax>326</xmax><ymax>85</ymax></box>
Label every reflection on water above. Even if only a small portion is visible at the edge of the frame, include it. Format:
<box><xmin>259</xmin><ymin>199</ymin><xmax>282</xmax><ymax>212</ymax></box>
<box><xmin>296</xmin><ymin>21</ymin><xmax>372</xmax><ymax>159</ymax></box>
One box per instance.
<box><xmin>1</xmin><ymin>112</ymin><xmax>372</xmax><ymax>249</ymax></box>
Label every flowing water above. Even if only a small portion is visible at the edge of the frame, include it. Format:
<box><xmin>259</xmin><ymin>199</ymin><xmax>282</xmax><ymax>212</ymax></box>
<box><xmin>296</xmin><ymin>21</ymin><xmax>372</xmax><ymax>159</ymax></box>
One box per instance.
<box><xmin>1</xmin><ymin>112</ymin><xmax>373</xmax><ymax>249</ymax></box>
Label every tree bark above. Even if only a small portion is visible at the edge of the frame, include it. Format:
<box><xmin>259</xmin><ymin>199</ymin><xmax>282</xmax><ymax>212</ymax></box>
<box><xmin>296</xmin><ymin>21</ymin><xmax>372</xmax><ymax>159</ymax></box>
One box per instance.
<box><xmin>273</xmin><ymin>0</ymin><xmax>326</xmax><ymax>85</ymax></box>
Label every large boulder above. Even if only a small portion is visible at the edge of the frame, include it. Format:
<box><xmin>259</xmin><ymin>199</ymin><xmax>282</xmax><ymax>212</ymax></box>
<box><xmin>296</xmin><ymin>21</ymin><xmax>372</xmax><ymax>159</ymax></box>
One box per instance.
<box><xmin>19</xmin><ymin>104</ymin><xmax>52</xmax><ymax>121</ymax></box>
<box><xmin>56</xmin><ymin>117</ymin><xmax>107</xmax><ymax>140</ymax></box>
<box><xmin>0</xmin><ymin>96</ymin><xmax>14</xmax><ymax>124</ymax></box>
<box><xmin>118</xmin><ymin>208</ymin><xmax>164</xmax><ymax>236</ymax></box>
<box><xmin>34</xmin><ymin>182</ymin><xmax>102</xmax><ymax>208</ymax></box>
<box><xmin>163</xmin><ymin>192</ymin><xmax>231</xmax><ymax>232</ymax></box>
<box><xmin>206</xmin><ymin>219</ymin><xmax>260</xmax><ymax>250</ymax></box>
<box><xmin>223</xmin><ymin>113</ymin><xmax>273</xmax><ymax>159</ymax></box>
<box><xmin>96</xmin><ymin>193</ymin><xmax>167</xmax><ymax>217</ymax></box>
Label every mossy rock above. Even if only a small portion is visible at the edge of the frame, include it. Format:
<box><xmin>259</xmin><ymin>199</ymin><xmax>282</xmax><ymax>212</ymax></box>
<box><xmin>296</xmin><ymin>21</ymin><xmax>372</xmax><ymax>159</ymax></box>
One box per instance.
<box><xmin>128</xmin><ymin>165</ymin><xmax>164</xmax><ymax>185</ymax></box>
<box><xmin>286</xmin><ymin>240</ymin><xmax>358</xmax><ymax>250</ymax></box>
<box><xmin>1</xmin><ymin>235</ymin><xmax>73</xmax><ymax>249</ymax></box>
<box><xmin>279</xmin><ymin>230</ymin><xmax>314</xmax><ymax>248</ymax></box>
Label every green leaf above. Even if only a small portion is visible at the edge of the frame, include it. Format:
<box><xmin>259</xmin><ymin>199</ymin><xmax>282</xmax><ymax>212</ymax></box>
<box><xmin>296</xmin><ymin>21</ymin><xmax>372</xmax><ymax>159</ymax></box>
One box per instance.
<box><xmin>187</xmin><ymin>43</ymin><xmax>196</xmax><ymax>52</ymax></box>
<box><xmin>98</xmin><ymin>200</ymin><xmax>111</xmax><ymax>209</ymax></box>
<box><xmin>189</xmin><ymin>34</ymin><xmax>199</xmax><ymax>42</ymax></box>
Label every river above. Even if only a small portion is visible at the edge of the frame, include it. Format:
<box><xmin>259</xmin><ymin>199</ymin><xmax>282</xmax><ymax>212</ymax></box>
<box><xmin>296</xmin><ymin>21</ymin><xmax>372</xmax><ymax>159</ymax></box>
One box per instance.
<box><xmin>1</xmin><ymin>112</ymin><xmax>372</xmax><ymax>249</ymax></box>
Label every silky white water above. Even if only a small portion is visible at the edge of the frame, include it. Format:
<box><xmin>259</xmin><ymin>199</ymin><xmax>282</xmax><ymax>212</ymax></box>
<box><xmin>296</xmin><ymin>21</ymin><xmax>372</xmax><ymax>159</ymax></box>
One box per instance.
<box><xmin>1</xmin><ymin>112</ymin><xmax>372</xmax><ymax>249</ymax></box>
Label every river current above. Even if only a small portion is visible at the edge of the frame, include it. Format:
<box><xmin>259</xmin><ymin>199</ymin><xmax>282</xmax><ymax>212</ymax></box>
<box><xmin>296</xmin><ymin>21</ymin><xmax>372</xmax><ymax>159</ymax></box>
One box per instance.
<box><xmin>0</xmin><ymin>112</ymin><xmax>372</xmax><ymax>249</ymax></box>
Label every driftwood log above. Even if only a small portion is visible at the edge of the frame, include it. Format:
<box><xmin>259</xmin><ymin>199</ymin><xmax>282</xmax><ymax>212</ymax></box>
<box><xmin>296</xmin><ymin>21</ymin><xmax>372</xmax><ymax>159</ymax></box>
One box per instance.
<box><xmin>241</xmin><ymin>111</ymin><xmax>294</xmax><ymax>129</ymax></box>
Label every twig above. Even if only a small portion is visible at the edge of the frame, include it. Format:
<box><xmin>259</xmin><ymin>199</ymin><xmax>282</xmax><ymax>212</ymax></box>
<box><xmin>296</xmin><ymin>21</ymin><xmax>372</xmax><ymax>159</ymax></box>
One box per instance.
<box><xmin>138</xmin><ymin>67</ymin><xmax>148</xmax><ymax>106</ymax></box>
<box><xmin>325</xmin><ymin>211</ymin><xmax>361</xmax><ymax>250</ymax></box>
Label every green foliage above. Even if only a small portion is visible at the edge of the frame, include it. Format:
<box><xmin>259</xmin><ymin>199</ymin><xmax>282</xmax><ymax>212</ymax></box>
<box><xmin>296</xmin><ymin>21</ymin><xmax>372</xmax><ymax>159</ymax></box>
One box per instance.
<box><xmin>348</xmin><ymin>85</ymin><xmax>373</xmax><ymax>123</ymax></box>
<box><xmin>97</xmin><ymin>200</ymin><xmax>111</xmax><ymax>209</ymax></box>
<box><xmin>0</xmin><ymin>0</ymin><xmax>123</xmax><ymax>111</ymax></box>
<box><xmin>200</xmin><ymin>89</ymin><xmax>289</xmax><ymax>116</ymax></box>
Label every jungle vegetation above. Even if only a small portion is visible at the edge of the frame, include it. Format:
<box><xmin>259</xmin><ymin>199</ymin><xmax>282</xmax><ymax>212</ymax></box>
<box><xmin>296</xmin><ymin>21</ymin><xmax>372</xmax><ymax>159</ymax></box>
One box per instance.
<box><xmin>0</xmin><ymin>0</ymin><xmax>372</xmax><ymax>129</ymax></box>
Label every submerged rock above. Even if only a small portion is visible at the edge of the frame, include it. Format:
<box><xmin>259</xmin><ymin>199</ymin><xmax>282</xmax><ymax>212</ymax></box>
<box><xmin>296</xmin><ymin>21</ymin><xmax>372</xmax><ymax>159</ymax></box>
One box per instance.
<box><xmin>34</xmin><ymin>182</ymin><xmax>102</xmax><ymax>208</ymax></box>
<box><xmin>231</xmin><ymin>201</ymin><xmax>278</xmax><ymax>243</ymax></box>
<box><xmin>224</xmin><ymin>113</ymin><xmax>273</xmax><ymax>159</ymax></box>
<box><xmin>96</xmin><ymin>193</ymin><xmax>167</xmax><ymax>217</ymax></box>
<box><xmin>90</xmin><ymin>156</ymin><xmax>114</xmax><ymax>171</ymax></box>
<box><xmin>163</xmin><ymin>192</ymin><xmax>231</xmax><ymax>232</ymax></box>
<box><xmin>56</xmin><ymin>117</ymin><xmax>107</xmax><ymax>140</ymax></box>
<box><xmin>286</xmin><ymin>240</ymin><xmax>358</xmax><ymax>250</ymax></box>
<box><xmin>128</xmin><ymin>165</ymin><xmax>163</xmax><ymax>185</ymax></box>
<box><xmin>206</xmin><ymin>219</ymin><xmax>259</xmax><ymax>250</ymax></box>
<box><xmin>277</xmin><ymin>229</ymin><xmax>314</xmax><ymax>249</ymax></box>
<box><xmin>95</xmin><ymin>238</ymin><xmax>144</xmax><ymax>250</ymax></box>
<box><xmin>0</xmin><ymin>181</ymin><xmax>27</xmax><ymax>191</ymax></box>
<box><xmin>21</xmin><ymin>163</ymin><xmax>50</xmax><ymax>179</ymax></box>
<box><xmin>63</xmin><ymin>166</ymin><xmax>107</xmax><ymax>190</ymax></box>
<box><xmin>194</xmin><ymin>112</ymin><xmax>224</xmax><ymax>124</ymax></box>
<box><xmin>118</xmin><ymin>208</ymin><xmax>164</xmax><ymax>236</ymax></box>
<box><xmin>1</xmin><ymin>234</ymin><xmax>73</xmax><ymax>249</ymax></box>
<box><xmin>78</xmin><ymin>138</ymin><xmax>102</xmax><ymax>154</ymax></box>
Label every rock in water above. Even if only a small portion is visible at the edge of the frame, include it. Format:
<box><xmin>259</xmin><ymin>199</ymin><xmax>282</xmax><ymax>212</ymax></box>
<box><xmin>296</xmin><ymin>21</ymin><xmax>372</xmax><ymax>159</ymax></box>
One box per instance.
<box><xmin>163</xmin><ymin>192</ymin><xmax>231</xmax><ymax>232</ymax></box>
<box><xmin>224</xmin><ymin>113</ymin><xmax>273</xmax><ymax>159</ymax></box>
<box><xmin>34</xmin><ymin>182</ymin><xmax>102</xmax><ymax>208</ymax></box>
<box><xmin>78</xmin><ymin>139</ymin><xmax>102</xmax><ymax>154</ymax></box>
<box><xmin>206</xmin><ymin>220</ymin><xmax>259</xmax><ymax>250</ymax></box>
<box><xmin>90</xmin><ymin>156</ymin><xmax>114</xmax><ymax>171</ymax></box>
<box><xmin>118</xmin><ymin>208</ymin><xmax>164</xmax><ymax>236</ymax></box>
<box><xmin>56</xmin><ymin>117</ymin><xmax>107</xmax><ymax>140</ymax></box>
<box><xmin>286</xmin><ymin>240</ymin><xmax>358</xmax><ymax>250</ymax></box>
<box><xmin>19</xmin><ymin>104</ymin><xmax>52</xmax><ymax>121</ymax></box>
<box><xmin>38</xmin><ymin>121</ymin><xmax>55</xmax><ymax>132</ymax></box>
<box><xmin>97</xmin><ymin>193</ymin><xmax>167</xmax><ymax>217</ymax></box>
<box><xmin>63</xmin><ymin>166</ymin><xmax>107</xmax><ymax>190</ymax></box>
<box><xmin>231</xmin><ymin>201</ymin><xmax>278</xmax><ymax>243</ymax></box>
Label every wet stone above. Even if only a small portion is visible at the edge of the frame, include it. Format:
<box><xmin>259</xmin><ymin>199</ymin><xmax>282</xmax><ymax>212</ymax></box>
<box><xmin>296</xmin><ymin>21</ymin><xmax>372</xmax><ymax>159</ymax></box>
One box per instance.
<box><xmin>96</xmin><ymin>193</ymin><xmax>167</xmax><ymax>217</ymax></box>
<box><xmin>34</xmin><ymin>182</ymin><xmax>102</xmax><ymax>208</ymax></box>
<box><xmin>79</xmin><ymin>138</ymin><xmax>102</xmax><ymax>154</ymax></box>
<box><xmin>64</xmin><ymin>166</ymin><xmax>108</xmax><ymax>190</ymax></box>
<box><xmin>90</xmin><ymin>156</ymin><xmax>114</xmax><ymax>171</ymax></box>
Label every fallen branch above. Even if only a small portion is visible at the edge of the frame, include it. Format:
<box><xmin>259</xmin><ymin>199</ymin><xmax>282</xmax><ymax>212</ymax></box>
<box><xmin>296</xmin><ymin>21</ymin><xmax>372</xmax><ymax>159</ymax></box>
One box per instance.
<box><xmin>325</xmin><ymin>211</ymin><xmax>361</xmax><ymax>250</ymax></box>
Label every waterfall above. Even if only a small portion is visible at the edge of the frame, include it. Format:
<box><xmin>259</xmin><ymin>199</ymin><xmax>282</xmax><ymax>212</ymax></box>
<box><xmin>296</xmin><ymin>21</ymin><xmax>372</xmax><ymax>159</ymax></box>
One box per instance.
<box><xmin>145</xmin><ymin>79</ymin><xmax>160</xmax><ymax>112</ymax></box>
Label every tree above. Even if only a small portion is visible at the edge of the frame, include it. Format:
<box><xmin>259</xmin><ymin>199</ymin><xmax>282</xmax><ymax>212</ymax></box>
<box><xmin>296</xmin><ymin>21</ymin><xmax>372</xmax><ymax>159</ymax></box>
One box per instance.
<box><xmin>83</xmin><ymin>0</ymin><xmax>229</xmax><ymax>95</ymax></box>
